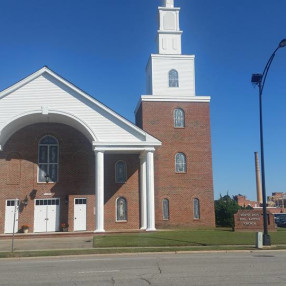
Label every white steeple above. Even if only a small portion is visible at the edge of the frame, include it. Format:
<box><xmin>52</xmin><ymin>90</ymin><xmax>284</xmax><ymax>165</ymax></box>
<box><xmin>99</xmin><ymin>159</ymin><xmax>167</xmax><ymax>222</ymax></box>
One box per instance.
<box><xmin>157</xmin><ymin>0</ymin><xmax>182</xmax><ymax>55</ymax></box>
<box><xmin>144</xmin><ymin>0</ymin><xmax>196</xmax><ymax>98</ymax></box>
<box><xmin>163</xmin><ymin>0</ymin><xmax>174</xmax><ymax>8</ymax></box>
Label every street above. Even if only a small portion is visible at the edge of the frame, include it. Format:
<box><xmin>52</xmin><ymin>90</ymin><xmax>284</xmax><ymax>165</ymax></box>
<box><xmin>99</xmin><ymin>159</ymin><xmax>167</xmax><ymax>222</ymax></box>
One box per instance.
<box><xmin>0</xmin><ymin>251</ymin><xmax>285</xmax><ymax>285</ymax></box>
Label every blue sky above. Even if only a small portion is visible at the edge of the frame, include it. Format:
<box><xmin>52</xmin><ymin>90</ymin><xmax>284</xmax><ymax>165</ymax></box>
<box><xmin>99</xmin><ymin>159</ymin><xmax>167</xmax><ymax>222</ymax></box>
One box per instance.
<box><xmin>0</xmin><ymin>0</ymin><xmax>285</xmax><ymax>200</ymax></box>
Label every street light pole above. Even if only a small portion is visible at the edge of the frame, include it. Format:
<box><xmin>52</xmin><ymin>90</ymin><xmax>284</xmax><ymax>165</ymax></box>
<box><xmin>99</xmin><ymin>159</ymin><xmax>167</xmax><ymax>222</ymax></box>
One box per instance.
<box><xmin>251</xmin><ymin>39</ymin><xmax>286</xmax><ymax>246</ymax></box>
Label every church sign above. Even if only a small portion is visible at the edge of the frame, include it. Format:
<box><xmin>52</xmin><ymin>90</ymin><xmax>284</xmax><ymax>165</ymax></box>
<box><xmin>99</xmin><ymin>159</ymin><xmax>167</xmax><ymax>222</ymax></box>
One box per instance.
<box><xmin>234</xmin><ymin>210</ymin><xmax>276</xmax><ymax>232</ymax></box>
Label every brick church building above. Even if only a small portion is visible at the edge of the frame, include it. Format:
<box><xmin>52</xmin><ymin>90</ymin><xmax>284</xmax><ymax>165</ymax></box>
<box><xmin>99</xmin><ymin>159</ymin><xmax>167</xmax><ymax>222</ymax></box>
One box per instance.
<box><xmin>0</xmin><ymin>0</ymin><xmax>215</xmax><ymax>234</ymax></box>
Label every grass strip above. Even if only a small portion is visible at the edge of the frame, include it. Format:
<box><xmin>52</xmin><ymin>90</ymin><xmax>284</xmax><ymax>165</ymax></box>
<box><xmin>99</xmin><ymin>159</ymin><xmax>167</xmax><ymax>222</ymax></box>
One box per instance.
<box><xmin>1</xmin><ymin>245</ymin><xmax>286</xmax><ymax>259</ymax></box>
<box><xmin>93</xmin><ymin>228</ymin><xmax>286</xmax><ymax>248</ymax></box>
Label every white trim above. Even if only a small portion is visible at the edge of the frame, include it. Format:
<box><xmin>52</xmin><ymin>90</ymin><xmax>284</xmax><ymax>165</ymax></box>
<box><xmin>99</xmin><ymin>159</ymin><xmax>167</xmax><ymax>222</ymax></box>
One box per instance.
<box><xmin>93</xmin><ymin>146</ymin><xmax>156</xmax><ymax>153</ymax></box>
<box><xmin>93</xmin><ymin>142</ymin><xmax>160</xmax><ymax>147</ymax></box>
<box><xmin>158</xmin><ymin>6</ymin><xmax>180</xmax><ymax>11</ymax></box>
<box><xmin>0</xmin><ymin>109</ymin><xmax>98</xmax><ymax>149</ymax></box>
<box><xmin>0</xmin><ymin>67</ymin><xmax>151</xmax><ymax>140</ymax></box>
<box><xmin>134</xmin><ymin>95</ymin><xmax>211</xmax><ymax>115</ymax></box>
<box><xmin>175</xmin><ymin>152</ymin><xmax>187</xmax><ymax>173</ymax></box>
<box><xmin>115</xmin><ymin>197</ymin><xmax>128</xmax><ymax>222</ymax></box>
<box><xmin>150</xmin><ymin>53</ymin><xmax>195</xmax><ymax>60</ymax></box>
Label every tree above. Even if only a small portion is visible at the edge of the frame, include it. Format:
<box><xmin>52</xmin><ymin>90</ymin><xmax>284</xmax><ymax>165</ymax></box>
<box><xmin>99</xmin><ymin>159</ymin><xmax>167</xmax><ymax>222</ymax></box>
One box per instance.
<box><xmin>215</xmin><ymin>194</ymin><xmax>240</xmax><ymax>227</ymax></box>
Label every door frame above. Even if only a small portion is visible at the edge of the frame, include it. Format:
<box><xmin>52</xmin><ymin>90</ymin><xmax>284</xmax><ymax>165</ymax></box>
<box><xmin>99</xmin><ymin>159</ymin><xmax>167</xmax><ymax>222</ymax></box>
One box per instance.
<box><xmin>4</xmin><ymin>199</ymin><xmax>19</xmax><ymax>234</ymax></box>
<box><xmin>74</xmin><ymin>198</ymin><xmax>87</xmax><ymax>231</ymax></box>
<box><xmin>34</xmin><ymin>198</ymin><xmax>60</xmax><ymax>233</ymax></box>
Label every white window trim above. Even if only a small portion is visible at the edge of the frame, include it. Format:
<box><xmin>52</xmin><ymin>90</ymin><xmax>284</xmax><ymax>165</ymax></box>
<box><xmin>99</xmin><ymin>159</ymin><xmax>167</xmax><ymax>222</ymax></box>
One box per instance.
<box><xmin>169</xmin><ymin>69</ymin><xmax>179</xmax><ymax>88</ymax></box>
<box><xmin>115</xmin><ymin>197</ymin><xmax>128</xmax><ymax>222</ymax></box>
<box><xmin>174</xmin><ymin>108</ymin><xmax>185</xmax><ymax>128</ymax></box>
<box><xmin>37</xmin><ymin>135</ymin><xmax>59</xmax><ymax>183</ymax></box>
<box><xmin>175</xmin><ymin>153</ymin><xmax>187</xmax><ymax>173</ymax></box>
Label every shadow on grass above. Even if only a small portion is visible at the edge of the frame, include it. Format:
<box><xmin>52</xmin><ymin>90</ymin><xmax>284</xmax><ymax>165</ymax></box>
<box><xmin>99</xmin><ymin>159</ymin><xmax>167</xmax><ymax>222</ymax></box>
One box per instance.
<box><xmin>96</xmin><ymin>234</ymin><xmax>208</xmax><ymax>247</ymax></box>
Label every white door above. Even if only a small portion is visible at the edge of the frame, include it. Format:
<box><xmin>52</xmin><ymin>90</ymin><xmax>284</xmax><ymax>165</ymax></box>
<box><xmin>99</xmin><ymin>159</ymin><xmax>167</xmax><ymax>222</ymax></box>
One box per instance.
<box><xmin>4</xmin><ymin>200</ymin><xmax>19</xmax><ymax>234</ymax></box>
<box><xmin>74</xmin><ymin>198</ymin><xmax>87</xmax><ymax>231</ymax></box>
<box><xmin>34</xmin><ymin>199</ymin><xmax>60</xmax><ymax>233</ymax></box>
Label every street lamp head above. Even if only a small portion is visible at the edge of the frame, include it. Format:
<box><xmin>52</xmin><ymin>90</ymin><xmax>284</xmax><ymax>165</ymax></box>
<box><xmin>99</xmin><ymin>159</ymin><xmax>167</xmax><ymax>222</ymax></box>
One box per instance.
<box><xmin>279</xmin><ymin>39</ymin><xmax>286</xmax><ymax>48</ymax></box>
<box><xmin>251</xmin><ymin>73</ymin><xmax>263</xmax><ymax>85</ymax></box>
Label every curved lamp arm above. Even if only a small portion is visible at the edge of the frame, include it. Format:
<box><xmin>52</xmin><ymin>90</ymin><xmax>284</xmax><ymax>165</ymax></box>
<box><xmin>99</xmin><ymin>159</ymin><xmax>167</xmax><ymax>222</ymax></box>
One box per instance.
<box><xmin>252</xmin><ymin>39</ymin><xmax>286</xmax><ymax>92</ymax></box>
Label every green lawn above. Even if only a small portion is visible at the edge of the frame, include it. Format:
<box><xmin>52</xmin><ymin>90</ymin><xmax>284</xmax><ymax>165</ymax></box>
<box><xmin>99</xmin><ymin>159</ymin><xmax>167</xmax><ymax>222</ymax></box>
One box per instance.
<box><xmin>93</xmin><ymin>228</ymin><xmax>286</xmax><ymax>248</ymax></box>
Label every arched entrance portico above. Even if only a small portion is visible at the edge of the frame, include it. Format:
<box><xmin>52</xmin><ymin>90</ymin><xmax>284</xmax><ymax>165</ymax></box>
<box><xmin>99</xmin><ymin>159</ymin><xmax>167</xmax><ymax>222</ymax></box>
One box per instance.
<box><xmin>0</xmin><ymin>112</ymin><xmax>157</xmax><ymax>234</ymax></box>
<box><xmin>0</xmin><ymin>67</ymin><xmax>161</xmax><ymax>235</ymax></box>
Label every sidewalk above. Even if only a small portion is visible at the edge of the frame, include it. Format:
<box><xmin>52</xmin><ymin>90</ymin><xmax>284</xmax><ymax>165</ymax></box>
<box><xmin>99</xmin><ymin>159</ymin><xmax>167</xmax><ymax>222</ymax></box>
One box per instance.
<box><xmin>0</xmin><ymin>236</ymin><xmax>94</xmax><ymax>252</ymax></box>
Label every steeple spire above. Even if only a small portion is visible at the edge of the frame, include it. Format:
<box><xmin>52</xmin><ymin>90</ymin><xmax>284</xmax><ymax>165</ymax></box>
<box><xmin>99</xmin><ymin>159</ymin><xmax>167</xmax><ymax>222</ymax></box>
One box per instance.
<box><xmin>163</xmin><ymin>0</ymin><xmax>174</xmax><ymax>8</ymax></box>
<box><xmin>157</xmin><ymin>0</ymin><xmax>182</xmax><ymax>55</ymax></box>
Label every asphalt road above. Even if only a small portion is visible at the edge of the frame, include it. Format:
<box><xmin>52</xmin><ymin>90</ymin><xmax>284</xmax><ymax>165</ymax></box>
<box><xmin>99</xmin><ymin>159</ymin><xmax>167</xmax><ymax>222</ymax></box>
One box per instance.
<box><xmin>0</xmin><ymin>251</ymin><xmax>285</xmax><ymax>285</ymax></box>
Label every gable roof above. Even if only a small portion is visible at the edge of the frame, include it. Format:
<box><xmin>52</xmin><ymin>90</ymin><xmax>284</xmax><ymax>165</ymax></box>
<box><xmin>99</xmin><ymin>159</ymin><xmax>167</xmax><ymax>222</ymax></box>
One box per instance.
<box><xmin>0</xmin><ymin>66</ymin><xmax>161</xmax><ymax>147</ymax></box>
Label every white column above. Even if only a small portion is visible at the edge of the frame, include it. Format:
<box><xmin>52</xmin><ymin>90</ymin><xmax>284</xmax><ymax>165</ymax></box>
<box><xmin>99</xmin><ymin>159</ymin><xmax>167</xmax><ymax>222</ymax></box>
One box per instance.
<box><xmin>94</xmin><ymin>150</ymin><xmax>105</xmax><ymax>233</ymax></box>
<box><xmin>140</xmin><ymin>153</ymin><xmax>147</xmax><ymax>230</ymax></box>
<box><xmin>146</xmin><ymin>150</ymin><xmax>156</xmax><ymax>231</ymax></box>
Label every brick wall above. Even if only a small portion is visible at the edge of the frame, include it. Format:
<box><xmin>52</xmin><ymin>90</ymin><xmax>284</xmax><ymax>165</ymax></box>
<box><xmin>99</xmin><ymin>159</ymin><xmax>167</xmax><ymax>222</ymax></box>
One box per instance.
<box><xmin>0</xmin><ymin>123</ymin><xmax>140</xmax><ymax>233</ymax></box>
<box><xmin>137</xmin><ymin>101</ymin><xmax>215</xmax><ymax>228</ymax></box>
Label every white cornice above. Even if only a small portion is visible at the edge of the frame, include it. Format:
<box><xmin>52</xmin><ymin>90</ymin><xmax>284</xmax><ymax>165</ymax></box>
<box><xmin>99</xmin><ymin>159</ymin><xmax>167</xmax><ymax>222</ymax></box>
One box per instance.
<box><xmin>157</xmin><ymin>31</ymin><xmax>183</xmax><ymax>35</ymax></box>
<box><xmin>150</xmin><ymin>53</ymin><xmax>195</xmax><ymax>60</ymax></box>
<box><xmin>93</xmin><ymin>145</ymin><xmax>157</xmax><ymax>153</ymax></box>
<box><xmin>134</xmin><ymin>95</ymin><xmax>211</xmax><ymax>114</ymax></box>
<box><xmin>158</xmin><ymin>7</ymin><xmax>180</xmax><ymax>11</ymax></box>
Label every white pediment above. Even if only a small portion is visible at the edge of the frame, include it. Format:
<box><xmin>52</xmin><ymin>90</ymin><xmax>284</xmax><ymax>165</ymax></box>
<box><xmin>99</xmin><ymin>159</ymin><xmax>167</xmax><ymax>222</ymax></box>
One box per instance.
<box><xmin>0</xmin><ymin>67</ymin><xmax>161</xmax><ymax>150</ymax></box>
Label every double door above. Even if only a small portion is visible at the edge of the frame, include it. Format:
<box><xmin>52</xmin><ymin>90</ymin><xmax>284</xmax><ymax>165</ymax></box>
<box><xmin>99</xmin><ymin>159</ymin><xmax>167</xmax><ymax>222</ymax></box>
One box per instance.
<box><xmin>34</xmin><ymin>199</ymin><xmax>60</xmax><ymax>232</ymax></box>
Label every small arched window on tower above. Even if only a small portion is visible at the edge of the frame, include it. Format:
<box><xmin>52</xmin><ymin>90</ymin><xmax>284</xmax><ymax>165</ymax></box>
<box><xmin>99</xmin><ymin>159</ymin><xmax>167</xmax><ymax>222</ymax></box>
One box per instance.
<box><xmin>194</xmin><ymin>198</ymin><xmax>200</xmax><ymax>219</ymax></box>
<box><xmin>38</xmin><ymin>135</ymin><xmax>59</xmax><ymax>183</ymax></box>
<box><xmin>116</xmin><ymin>197</ymin><xmax>127</xmax><ymax>221</ymax></box>
<box><xmin>162</xmin><ymin>198</ymin><xmax>170</xmax><ymax>220</ymax></box>
<box><xmin>174</xmin><ymin>108</ymin><xmax>185</xmax><ymax>128</ymax></box>
<box><xmin>175</xmin><ymin>153</ymin><xmax>186</xmax><ymax>173</ymax></box>
<box><xmin>169</xmin><ymin>69</ymin><xmax>179</xmax><ymax>87</ymax></box>
<box><xmin>115</xmin><ymin>161</ymin><xmax>127</xmax><ymax>183</ymax></box>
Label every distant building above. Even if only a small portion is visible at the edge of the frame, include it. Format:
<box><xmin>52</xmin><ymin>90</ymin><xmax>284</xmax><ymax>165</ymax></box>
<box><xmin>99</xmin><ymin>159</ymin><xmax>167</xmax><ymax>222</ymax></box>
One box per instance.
<box><xmin>267</xmin><ymin>192</ymin><xmax>286</xmax><ymax>209</ymax></box>
<box><xmin>234</xmin><ymin>193</ymin><xmax>285</xmax><ymax>214</ymax></box>
<box><xmin>234</xmin><ymin>195</ymin><xmax>260</xmax><ymax>208</ymax></box>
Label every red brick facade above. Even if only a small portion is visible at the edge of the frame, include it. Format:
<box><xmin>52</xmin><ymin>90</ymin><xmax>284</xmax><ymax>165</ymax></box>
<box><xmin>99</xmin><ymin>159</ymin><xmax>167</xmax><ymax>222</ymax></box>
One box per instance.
<box><xmin>0</xmin><ymin>123</ymin><xmax>141</xmax><ymax>233</ymax></box>
<box><xmin>0</xmin><ymin>101</ymin><xmax>215</xmax><ymax>233</ymax></box>
<box><xmin>136</xmin><ymin>101</ymin><xmax>215</xmax><ymax>228</ymax></box>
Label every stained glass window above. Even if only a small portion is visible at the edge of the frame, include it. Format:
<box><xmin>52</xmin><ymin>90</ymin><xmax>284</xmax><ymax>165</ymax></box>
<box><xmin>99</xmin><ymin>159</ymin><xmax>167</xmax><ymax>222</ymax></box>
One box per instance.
<box><xmin>38</xmin><ymin>135</ymin><xmax>59</xmax><ymax>182</ymax></box>
<box><xmin>174</xmin><ymin>108</ymin><xmax>185</xmax><ymax>128</ymax></box>
<box><xmin>169</xmin><ymin>69</ymin><xmax>179</xmax><ymax>87</ymax></box>
<box><xmin>163</xmin><ymin>199</ymin><xmax>169</xmax><ymax>220</ymax></box>
<box><xmin>115</xmin><ymin>161</ymin><xmax>127</xmax><ymax>183</ymax></box>
<box><xmin>194</xmin><ymin>198</ymin><xmax>200</xmax><ymax>219</ymax></box>
<box><xmin>175</xmin><ymin>153</ymin><xmax>186</xmax><ymax>173</ymax></box>
<box><xmin>116</xmin><ymin>197</ymin><xmax>127</xmax><ymax>221</ymax></box>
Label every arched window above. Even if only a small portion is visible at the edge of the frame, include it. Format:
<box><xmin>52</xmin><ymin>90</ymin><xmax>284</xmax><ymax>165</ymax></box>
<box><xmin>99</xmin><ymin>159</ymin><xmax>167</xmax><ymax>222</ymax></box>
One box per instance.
<box><xmin>175</xmin><ymin>153</ymin><xmax>186</xmax><ymax>173</ymax></box>
<box><xmin>194</xmin><ymin>198</ymin><xmax>200</xmax><ymax>219</ymax></box>
<box><xmin>38</xmin><ymin>135</ymin><xmax>59</xmax><ymax>182</ymax></box>
<box><xmin>174</xmin><ymin>108</ymin><xmax>185</xmax><ymax>128</ymax></box>
<box><xmin>116</xmin><ymin>197</ymin><xmax>127</xmax><ymax>221</ymax></box>
<box><xmin>163</xmin><ymin>198</ymin><xmax>170</xmax><ymax>220</ymax></box>
<box><xmin>169</xmin><ymin>69</ymin><xmax>179</xmax><ymax>87</ymax></box>
<box><xmin>115</xmin><ymin>161</ymin><xmax>127</xmax><ymax>183</ymax></box>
